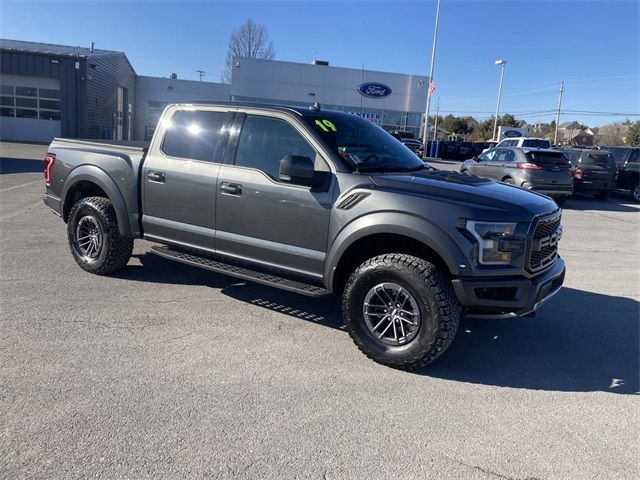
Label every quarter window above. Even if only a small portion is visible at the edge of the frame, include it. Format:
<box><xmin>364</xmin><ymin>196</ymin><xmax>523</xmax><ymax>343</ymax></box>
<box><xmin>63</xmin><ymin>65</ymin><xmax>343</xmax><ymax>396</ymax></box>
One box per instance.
<box><xmin>235</xmin><ymin>116</ymin><xmax>316</xmax><ymax>180</ymax></box>
<box><xmin>161</xmin><ymin>110</ymin><xmax>227</xmax><ymax>162</ymax></box>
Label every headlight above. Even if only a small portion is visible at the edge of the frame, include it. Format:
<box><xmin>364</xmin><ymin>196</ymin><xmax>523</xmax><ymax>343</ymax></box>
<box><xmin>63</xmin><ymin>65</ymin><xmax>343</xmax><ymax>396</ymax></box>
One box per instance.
<box><xmin>465</xmin><ymin>221</ymin><xmax>518</xmax><ymax>265</ymax></box>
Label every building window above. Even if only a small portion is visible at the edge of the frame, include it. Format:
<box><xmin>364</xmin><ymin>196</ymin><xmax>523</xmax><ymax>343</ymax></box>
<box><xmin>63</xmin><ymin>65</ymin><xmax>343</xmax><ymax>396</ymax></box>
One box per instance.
<box><xmin>0</xmin><ymin>85</ymin><xmax>61</xmax><ymax>120</ymax></box>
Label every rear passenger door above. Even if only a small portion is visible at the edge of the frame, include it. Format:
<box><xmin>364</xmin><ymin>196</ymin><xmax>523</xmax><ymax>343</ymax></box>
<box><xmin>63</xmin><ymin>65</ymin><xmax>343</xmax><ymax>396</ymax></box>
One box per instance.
<box><xmin>142</xmin><ymin>107</ymin><xmax>232</xmax><ymax>252</ymax></box>
<box><xmin>215</xmin><ymin>113</ymin><xmax>334</xmax><ymax>280</ymax></box>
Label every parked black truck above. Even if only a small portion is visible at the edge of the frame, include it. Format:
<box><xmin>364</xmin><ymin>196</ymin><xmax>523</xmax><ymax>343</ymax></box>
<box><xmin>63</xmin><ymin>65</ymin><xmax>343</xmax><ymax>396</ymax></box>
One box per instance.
<box><xmin>43</xmin><ymin>103</ymin><xmax>566</xmax><ymax>369</ymax></box>
<box><xmin>606</xmin><ymin>147</ymin><xmax>640</xmax><ymax>203</ymax></box>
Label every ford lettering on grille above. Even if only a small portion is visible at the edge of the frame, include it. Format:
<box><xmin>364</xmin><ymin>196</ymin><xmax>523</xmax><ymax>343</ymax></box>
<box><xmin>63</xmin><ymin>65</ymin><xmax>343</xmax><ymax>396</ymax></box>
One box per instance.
<box><xmin>528</xmin><ymin>213</ymin><xmax>562</xmax><ymax>272</ymax></box>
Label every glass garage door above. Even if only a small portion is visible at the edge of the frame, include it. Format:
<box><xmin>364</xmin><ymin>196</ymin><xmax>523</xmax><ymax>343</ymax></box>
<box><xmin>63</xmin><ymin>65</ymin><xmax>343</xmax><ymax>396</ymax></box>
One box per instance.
<box><xmin>0</xmin><ymin>75</ymin><xmax>61</xmax><ymax>143</ymax></box>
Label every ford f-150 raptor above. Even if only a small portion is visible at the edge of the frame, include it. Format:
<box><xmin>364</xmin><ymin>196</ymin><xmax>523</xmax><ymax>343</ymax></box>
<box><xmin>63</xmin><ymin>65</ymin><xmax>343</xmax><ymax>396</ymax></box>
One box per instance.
<box><xmin>43</xmin><ymin>102</ymin><xmax>566</xmax><ymax>370</ymax></box>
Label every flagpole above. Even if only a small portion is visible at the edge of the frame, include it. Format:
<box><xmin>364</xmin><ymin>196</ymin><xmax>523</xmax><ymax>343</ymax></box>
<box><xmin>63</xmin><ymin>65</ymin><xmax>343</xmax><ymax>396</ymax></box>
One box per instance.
<box><xmin>422</xmin><ymin>0</ymin><xmax>441</xmax><ymax>159</ymax></box>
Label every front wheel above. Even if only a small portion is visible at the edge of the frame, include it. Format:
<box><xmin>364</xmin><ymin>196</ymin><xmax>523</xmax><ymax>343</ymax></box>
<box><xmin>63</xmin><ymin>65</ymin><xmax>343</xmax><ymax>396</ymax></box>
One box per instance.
<box><xmin>67</xmin><ymin>196</ymin><xmax>134</xmax><ymax>274</ymax></box>
<box><xmin>342</xmin><ymin>254</ymin><xmax>461</xmax><ymax>370</ymax></box>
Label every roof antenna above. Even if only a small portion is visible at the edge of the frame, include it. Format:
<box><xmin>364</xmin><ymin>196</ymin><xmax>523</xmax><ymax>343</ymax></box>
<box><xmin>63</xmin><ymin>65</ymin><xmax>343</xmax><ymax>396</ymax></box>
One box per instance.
<box><xmin>309</xmin><ymin>102</ymin><xmax>321</xmax><ymax>112</ymax></box>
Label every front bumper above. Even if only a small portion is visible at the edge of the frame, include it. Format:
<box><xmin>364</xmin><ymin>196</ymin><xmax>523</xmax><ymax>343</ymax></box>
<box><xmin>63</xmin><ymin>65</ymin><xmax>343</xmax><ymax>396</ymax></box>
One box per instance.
<box><xmin>451</xmin><ymin>257</ymin><xmax>565</xmax><ymax>319</ymax></box>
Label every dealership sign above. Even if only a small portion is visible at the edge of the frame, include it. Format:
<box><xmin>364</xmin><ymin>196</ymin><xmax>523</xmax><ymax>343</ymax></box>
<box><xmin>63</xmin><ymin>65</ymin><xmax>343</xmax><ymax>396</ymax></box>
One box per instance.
<box><xmin>503</xmin><ymin>130</ymin><xmax>523</xmax><ymax>137</ymax></box>
<box><xmin>357</xmin><ymin>82</ymin><xmax>392</xmax><ymax>98</ymax></box>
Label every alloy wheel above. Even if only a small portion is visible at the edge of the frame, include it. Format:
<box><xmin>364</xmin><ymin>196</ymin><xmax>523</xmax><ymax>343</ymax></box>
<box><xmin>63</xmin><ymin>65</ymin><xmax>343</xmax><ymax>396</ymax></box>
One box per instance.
<box><xmin>75</xmin><ymin>215</ymin><xmax>103</xmax><ymax>261</ymax></box>
<box><xmin>363</xmin><ymin>282</ymin><xmax>421</xmax><ymax>346</ymax></box>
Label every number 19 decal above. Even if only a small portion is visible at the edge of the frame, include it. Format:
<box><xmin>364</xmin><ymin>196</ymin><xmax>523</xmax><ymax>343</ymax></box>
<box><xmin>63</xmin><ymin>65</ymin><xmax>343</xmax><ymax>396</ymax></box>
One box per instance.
<box><xmin>315</xmin><ymin>119</ymin><xmax>337</xmax><ymax>132</ymax></box>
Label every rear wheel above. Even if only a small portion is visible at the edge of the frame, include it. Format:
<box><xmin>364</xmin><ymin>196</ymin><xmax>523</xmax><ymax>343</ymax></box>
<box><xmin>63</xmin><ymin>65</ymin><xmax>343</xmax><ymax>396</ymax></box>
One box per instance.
<box><xmin>342</xmin><ymin>254</ymin><xmax>461</xmax><ymax>370</ymax></box>
<box><xmin>555</xmin><ymin>196</ymin><xmax>569</xmax><ymax>206</ymax></box>
<box><xmin>632</xmin><ymin>183</ymin><xmax>640</xmax><ymax>203</ymax></box>
<box><xmin>67</xmin><ymin>196</ymin><xmax>133</xmax><ymax>274</ymax></box>
<box><xmin>594</xmin><ymin>192</ymin><xmax>610</xmax><ymax>200</ymax></box>
<box><xmin>502</xmin><ymin>177</ymin><xmax>516</xmax><ymax>185</ymax></box>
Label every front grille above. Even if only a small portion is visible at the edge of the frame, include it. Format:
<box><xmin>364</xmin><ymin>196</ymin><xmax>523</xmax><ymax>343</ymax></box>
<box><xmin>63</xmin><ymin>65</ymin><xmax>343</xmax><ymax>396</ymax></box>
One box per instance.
<box><xmin>528</xmin><ymin>212</ymin><xmax>562</xmax><ymax>272</ymax></box>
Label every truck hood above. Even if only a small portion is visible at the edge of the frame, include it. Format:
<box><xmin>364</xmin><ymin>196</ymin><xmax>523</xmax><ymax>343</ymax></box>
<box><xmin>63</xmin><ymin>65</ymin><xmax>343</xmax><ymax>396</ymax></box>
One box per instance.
<box><xmin>369</xmin><ymin>169</ymin><xmax>558</xmax><ymax>221</ymax></box>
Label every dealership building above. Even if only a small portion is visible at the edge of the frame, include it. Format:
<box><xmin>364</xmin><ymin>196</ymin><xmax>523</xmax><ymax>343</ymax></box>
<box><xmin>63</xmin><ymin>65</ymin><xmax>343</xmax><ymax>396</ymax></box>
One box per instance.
<box><xmin>1</xmin><ymin>39</ymin><xmax>428</xmax><ymax>143</ymax></box>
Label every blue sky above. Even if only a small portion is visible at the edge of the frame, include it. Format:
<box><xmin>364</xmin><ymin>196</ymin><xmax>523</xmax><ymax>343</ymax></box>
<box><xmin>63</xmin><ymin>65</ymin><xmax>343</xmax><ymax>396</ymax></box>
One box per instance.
<box><xmin>1</xmin><ymin>0</ymin><xmax>638</xmax><ymax>126</ymax></box>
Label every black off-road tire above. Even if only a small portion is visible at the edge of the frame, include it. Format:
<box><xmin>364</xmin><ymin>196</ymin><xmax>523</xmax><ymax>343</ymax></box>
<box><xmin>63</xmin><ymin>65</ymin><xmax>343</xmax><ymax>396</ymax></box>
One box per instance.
<box><xmin>631</xmin><ymin>182</ymin><xmax>640</xmax><ymax>204</ymax></box>
<box><xmin>67</xmin><ymin>196</ymin><xmax>133</xmax><ymax>275</ymax></box>
<box><xmin>342</xmin><ymin>254</ymin><xmax>461</xmax><ymax>370</ymax></box>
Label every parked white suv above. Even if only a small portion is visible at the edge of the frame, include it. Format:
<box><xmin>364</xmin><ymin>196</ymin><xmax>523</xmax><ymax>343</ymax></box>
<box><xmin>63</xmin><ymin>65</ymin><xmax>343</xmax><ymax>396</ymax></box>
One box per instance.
<box><xmin>483</xmin><ymin>137</ymin><xmax>551</xmax><ymax>153</ymax></box>
<box><xmin>496</xmin><ymin>137</ymin><xmax>551</xmax><ymax>148</ymax></box>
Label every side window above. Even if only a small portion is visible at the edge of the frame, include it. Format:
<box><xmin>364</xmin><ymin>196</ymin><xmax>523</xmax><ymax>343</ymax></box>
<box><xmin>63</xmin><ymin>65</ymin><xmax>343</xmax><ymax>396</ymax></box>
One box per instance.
<box><xmin>235</xmin><ymin>115</ymin><xmax>316</xmax><ymax>180</ymax></box>
<box><xmin>629</xmin><ymin>149</ymin><xmax>640</xmax><ymax>163</ymax></box>
<box><xmin>161</xmin><ymin>110</ymin><xmax>227</xmax><ymax>162</ymax></box>
<box><xmin>495</xmin><ymin>149</ymin><xmax>509</xmax><ymax>162</ymax></box>
<box><xmin>480</xmin><ymin>150</ymin><xmax>496</xmax><ymax>161</ymax></box>
<box><xmin>504</xmin><ymin>150</ymin><xmax>516</xmax><ymax>162</ymax></box>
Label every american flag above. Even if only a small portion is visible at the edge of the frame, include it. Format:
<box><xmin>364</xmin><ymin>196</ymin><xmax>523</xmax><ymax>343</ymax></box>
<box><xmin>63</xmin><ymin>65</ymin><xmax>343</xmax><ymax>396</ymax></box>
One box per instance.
<box><xmin>428</xmin><ymin>81</ymin><xmax>436</xmax><ymax>98</ymax></box>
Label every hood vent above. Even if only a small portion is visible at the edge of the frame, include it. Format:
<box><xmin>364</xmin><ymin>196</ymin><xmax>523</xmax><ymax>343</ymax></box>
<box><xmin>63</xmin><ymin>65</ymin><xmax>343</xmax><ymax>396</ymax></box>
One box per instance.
<box><xmin>337</xmin><ymin>192</ymin><xmax>370</xmax><ymax>210</ymax></box>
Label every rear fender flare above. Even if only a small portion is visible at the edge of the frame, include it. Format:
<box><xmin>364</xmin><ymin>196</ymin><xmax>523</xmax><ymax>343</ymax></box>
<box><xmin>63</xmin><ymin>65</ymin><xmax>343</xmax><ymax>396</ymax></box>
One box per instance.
<box><xmin>62</xmin><ymin>165</ymin><xmax>132</xmax><ymax>237</ymax></box>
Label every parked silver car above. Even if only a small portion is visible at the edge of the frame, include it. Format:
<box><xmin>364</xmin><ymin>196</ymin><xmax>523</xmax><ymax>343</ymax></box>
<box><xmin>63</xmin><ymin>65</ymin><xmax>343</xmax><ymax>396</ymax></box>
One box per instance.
<box><xmin>461</xmin><ymin>147</ymin><xmax>573</xmax><ymax>205</ymax></box>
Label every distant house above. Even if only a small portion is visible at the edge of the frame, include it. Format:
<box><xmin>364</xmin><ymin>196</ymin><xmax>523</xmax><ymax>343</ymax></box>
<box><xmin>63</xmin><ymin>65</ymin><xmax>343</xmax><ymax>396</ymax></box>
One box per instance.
<box><xmin>556</xmin><ymin>121</ymin><xmax>594</xmax><ymax>146</ymax></box>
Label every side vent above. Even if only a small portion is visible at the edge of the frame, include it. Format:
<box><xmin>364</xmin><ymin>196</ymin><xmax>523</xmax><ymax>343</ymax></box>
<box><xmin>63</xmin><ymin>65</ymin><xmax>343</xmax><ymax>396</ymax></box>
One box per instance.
<box><xmin>337</xmin><ymin>192</ymin><xmax>370</xmax><ymax>210</ymax></box>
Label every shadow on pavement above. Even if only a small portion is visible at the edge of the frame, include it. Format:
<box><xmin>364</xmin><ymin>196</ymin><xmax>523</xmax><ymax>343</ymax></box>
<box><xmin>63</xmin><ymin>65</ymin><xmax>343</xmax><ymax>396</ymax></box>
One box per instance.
<box><xmin>563</xmin><ymin>194</ymin><xmax>638</xmax><ymax>213</ymax></box>
<box><xmin>0</xmin><ymin>157</ymin><xmax>43</xmax><ymax>174</ymax></box>
<box><xmin>120</xmin><ymin>253</ymin><xmax>638</xmax><ymax>394</ymax></box>
<box><xmin>425</xmin><ymin>287</ymin><xmax>639</xmax><ymax>394</ymax></box>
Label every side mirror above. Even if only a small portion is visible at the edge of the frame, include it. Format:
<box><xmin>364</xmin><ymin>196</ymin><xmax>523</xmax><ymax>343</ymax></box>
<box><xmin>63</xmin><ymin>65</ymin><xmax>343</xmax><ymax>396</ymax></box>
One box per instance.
<box><xmin>279</xmin><ymin>155</ymin><xmax>316</xmax><ymax>187</ymax></box>
<box><xmin>473</xmin><ymin>156</ymin><xmax>480</xmax><ymax>162</ymax></box>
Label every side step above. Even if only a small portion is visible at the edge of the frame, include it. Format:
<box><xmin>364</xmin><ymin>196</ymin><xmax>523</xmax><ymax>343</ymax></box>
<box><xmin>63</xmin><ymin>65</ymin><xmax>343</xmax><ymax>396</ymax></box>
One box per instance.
<box><xmin>150</xmin><ymin>246</ymin><xmax>330</xmax><ymax>297</ymax></box>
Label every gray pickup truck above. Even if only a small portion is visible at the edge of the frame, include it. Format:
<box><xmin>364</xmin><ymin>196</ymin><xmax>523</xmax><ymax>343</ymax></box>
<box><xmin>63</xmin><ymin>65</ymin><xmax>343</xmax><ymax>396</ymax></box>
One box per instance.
<box><xmin>43</xmin><ymin>102</ymin><xmax>566</xmax><ymax>370</ymax></box>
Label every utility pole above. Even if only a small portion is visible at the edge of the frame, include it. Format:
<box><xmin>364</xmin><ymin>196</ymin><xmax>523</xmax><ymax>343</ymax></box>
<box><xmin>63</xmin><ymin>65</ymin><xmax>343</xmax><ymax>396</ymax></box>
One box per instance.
<box><xmin>554</xmin><ymin>81</ymin><xmax>564</xmax><ymax>146</ymax></box>
<box><xmin>433</xmin><ymin>97</ymin><xmax>440</xmax><ymax>141</ymax></box>
<box><xmin>492</xmin><ymin>60</ymin><xmax>507</xmax><ymax>142</ymax></box>
<box><xmin>422</xmin><ymin>0</ymin><xmax>441</xmax><ymax>157</ymax></box>
<box><xmin>196</xmin><ymin>70</ymin><xmax>206</xmax><ymax>81</ymax></box>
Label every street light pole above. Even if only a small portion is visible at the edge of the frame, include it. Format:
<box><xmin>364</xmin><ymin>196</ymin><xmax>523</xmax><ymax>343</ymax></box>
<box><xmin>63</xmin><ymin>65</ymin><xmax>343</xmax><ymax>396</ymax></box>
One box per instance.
<box><xmin>492</xmin><ymin>59</ymin><xmax>507</xmax><ymax>142</ymax></box>
<box><xmin>422</xmin><ymin>0</ymin><xmax>441</xmax><ymax>158</ymax></box>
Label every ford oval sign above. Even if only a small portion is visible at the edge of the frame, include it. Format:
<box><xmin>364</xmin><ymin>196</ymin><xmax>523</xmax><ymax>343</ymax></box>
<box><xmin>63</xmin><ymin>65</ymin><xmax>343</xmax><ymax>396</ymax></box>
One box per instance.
<box><xmin>357</xmin><ymin>82</ymin><xmax>392</xmax><ymax>98</ymax></box>
<box><xmin>504</xmin><ymin>130</ymin><xmax>522</xmax><ymax>137</ymax></box>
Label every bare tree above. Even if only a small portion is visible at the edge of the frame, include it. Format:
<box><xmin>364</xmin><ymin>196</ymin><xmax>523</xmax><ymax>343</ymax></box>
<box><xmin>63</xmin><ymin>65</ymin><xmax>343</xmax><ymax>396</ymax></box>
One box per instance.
<box><xmin>221</xmin><ymin>18</ymin><xmax>275</xmax><ymax>83</ymax></box>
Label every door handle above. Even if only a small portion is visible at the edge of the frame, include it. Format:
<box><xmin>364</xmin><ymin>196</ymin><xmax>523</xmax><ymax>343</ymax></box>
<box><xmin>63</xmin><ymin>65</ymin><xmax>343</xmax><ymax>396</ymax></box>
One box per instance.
<box><xmin>220</xmin><ymin>182</ymin><xmax>242</xmax><ymax>196</ymax></box>
<box><xmin>147</xmin><ymin>171</ymin><xmax>165</xmax><ymax>183</ymax></box>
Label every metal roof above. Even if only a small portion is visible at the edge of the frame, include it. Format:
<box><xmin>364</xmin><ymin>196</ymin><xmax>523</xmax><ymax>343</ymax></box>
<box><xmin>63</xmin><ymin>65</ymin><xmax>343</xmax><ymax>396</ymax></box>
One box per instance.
<box><xmin>0</xmin><ymin>38</ymin><xmax>124</xmax><ymax>58</ymax></box>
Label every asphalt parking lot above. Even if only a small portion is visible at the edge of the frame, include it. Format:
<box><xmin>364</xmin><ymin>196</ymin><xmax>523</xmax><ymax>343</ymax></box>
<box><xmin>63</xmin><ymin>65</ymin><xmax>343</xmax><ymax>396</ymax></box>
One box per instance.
<box><xmin>1</xmin><ymin>142</ymin><xmax>638</xmax><ymax>480</ymax></box>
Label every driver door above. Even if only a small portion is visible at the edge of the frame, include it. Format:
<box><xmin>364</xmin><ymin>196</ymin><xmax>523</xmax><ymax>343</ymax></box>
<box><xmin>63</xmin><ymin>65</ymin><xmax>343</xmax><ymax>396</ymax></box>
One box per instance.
<box><xmin>215</xmin><ymin>113</ymin><xmax>334</xmax><ymax>280</ymax></box>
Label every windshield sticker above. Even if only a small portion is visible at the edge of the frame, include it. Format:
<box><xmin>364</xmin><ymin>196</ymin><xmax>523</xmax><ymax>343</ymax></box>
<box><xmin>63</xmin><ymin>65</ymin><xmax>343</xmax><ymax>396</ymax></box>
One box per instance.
<box><xmin>314</xmin><ymin>119</ymin><xmax>338</xmax><ymax>132</ymax></box>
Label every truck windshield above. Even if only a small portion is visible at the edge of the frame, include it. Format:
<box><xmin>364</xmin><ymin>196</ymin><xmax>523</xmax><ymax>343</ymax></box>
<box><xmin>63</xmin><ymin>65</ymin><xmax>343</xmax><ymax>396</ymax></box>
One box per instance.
<box><xmin>304</xmin><ymin>113</ymin><xmax>425</xmax><ymax>172</ymax></box>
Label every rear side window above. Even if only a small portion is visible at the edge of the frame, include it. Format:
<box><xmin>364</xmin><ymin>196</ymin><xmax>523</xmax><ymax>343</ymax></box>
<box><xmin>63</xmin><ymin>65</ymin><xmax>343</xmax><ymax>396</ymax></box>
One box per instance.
<box><xmin>522</xmin><ymin>139</ymin><xmax>551</xmax><ymax>149</ymax></box>
<box><xmin>235</xmin><ymin>115</ymin><xmax>316</xmax><ymax>180</ymax></box>
<box><xmin>161</xmin><ymin>110</ymin><xmax>227</xmax><ymax>162</ymax></box>
<box><xmin>526</xmin><ymin>151</ymin><xmax>569</xmax><ymax>166</ymax></box>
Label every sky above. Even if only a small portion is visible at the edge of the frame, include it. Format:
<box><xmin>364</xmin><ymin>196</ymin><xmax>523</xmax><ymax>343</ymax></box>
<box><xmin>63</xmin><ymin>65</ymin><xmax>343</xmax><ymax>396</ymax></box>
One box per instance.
<box><xmin>1</xmin><ymin>0</ymin><xmax>638</xmax><ymax>127</ymax></box>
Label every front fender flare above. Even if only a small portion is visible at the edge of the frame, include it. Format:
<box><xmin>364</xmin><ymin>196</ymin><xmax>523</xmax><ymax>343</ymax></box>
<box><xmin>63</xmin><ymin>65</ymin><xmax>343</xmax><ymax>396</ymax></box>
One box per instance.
<box><xmin>324</xmin><ymin>212</ymin><xmax>468</xmax><ymax>291</ymax></box>
<box><xmin>62</xmin><ymin>165</ymin><xmax>132</xmax><ymax>237</ymax></box>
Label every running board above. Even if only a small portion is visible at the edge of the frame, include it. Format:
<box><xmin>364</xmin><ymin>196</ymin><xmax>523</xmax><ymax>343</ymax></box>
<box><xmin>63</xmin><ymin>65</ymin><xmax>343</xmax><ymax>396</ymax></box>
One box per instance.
<box><xmin>150</xmin><ymin>246</ymin><xmax>330</xmax><ymax>297</ymax></box>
